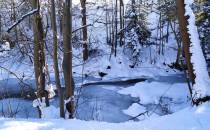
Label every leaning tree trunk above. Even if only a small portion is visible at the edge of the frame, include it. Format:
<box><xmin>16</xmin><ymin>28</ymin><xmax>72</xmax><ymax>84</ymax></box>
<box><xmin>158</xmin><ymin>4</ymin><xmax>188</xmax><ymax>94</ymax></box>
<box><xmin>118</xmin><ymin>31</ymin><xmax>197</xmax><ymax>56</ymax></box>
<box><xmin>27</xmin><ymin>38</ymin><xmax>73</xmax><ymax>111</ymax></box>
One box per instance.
<box><xmin>32</xmin><ymin>0</ymin><xmax>49</xmax><ymax>118</ymax></box>
<box><xmin>176</xmin><ymin>0</ymin><xmax>195</xmax><ymax>84</ymax></box>
<box><xmin>51</xmin><ymin>0</ymin><xmax>65</xmax><ymax>118</ymax></box>
<box><xmin>62</xmin><ymin>0</ymin><xmax>74</xmax><ymax>118</ymax></box>
<box><xmin>176</xmin><ymin>0</ymin><xmax>210</xmax><ymax>105</ymax></box>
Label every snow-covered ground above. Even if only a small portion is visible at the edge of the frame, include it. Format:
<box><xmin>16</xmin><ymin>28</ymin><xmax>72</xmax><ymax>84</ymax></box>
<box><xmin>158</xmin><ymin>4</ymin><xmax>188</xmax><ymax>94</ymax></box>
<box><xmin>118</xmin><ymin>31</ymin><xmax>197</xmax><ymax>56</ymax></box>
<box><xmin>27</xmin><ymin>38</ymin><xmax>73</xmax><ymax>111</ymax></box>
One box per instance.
<box><xmin>0</xmin><ymin>102</ymin><xmax>210</xmax><ymax>130</ymax></box>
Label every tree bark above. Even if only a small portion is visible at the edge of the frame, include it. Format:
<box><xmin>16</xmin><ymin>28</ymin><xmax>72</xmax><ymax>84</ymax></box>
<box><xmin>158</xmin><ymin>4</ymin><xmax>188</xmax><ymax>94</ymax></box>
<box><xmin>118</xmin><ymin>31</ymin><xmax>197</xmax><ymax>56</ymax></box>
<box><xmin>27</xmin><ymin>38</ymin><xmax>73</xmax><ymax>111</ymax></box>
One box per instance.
<box><xmin>50</xmin><ymin>0</ymin><xmax>65</xmax><ymax>118</ymax></box>
<box><xmin>0</xmin><ymin>15</ymin><xmax>1</xmax><ymax>36</ymax></box>
<box><xmin>62</xmin><ymin>0</ymin><xmax>74</xmax><ymax>118</ymax></box>
<box><xmin>80</xmin><ymin>0</ymin><xmax>88</xmax><ymax>61</ymax></box>
<box><xmin>119</xmin><ymin>0</ymin><xmax>124</xmax><ymax>46</ymax></box>
<box><xmin>114</xmin><ymin>0</ymin><xmax>118</xmax><ymax>57</ymax></box>
<box><xmin>32</xmin><ymin>0</ymin><xmax>49</xmax><ymax>118</ymax></box>
<box><xmin>176</xmin><ymin>0</ymin><xmax>195</xmax><ymax>84</ymax></box>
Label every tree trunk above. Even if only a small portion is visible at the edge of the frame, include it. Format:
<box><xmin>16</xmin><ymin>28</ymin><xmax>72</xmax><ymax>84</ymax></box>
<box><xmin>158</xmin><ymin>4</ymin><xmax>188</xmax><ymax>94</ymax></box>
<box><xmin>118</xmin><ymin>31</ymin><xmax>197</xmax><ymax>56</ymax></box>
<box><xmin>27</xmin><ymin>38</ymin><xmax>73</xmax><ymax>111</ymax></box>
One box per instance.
<box><xmin>176</xmin><ymin>0</ymin><xmax>196</xmax><ymax>101</ymax></box>
<box><xmin>0</xmin><ymin>15</ymin><xmax>1</xmax><ymax>36</ymax></box>
<box><xmin>176</xmin><ymin>0</ymin><xmax>195</xmax><ymax>84</ymax></box>
<box><xmin>57</xmin><ymin>0</ymin><xmax>64</xmax><ymax>35</ymax></box>
<box><xmin>62</xmin><ymin>0</ymin><xmax>74</xmax><ymax>118</ymax></box>
<box><xmin>105</xmin><ymin>0</ymin><xmax>109</xmax><ymax>45</ymax></box>
<box><xmin>114</xmin><ymin>0</ymin><xmax>118</xmax><ymax>57</ymax></box>
<box><xmin>80</xmin><ymin>0</ymin><xmax>88</xmax><ymax>61</ymax></box>
<box><xmin>32</xmin><ymin>0</ymin><xmax>49</xmax><ymax>118</ymax></box>
<box><xmin>50</xmin><ymin>0</ymin><xmax>65</xmax><ymax>118</ymax></box>
<box><xmin>119</xmin><ymin>0</ymin><xmax>124</xmax><ymax>46</ymax></box>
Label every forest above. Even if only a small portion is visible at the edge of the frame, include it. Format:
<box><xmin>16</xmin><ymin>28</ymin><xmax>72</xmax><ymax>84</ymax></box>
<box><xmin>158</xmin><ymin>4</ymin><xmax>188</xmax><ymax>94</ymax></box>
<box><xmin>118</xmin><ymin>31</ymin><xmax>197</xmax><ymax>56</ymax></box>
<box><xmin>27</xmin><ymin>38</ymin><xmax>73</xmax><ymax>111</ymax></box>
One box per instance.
<box><xmin>0</xmin><ymin>0</ymin><xmax>209</xmax><ymax>129</ymax></box>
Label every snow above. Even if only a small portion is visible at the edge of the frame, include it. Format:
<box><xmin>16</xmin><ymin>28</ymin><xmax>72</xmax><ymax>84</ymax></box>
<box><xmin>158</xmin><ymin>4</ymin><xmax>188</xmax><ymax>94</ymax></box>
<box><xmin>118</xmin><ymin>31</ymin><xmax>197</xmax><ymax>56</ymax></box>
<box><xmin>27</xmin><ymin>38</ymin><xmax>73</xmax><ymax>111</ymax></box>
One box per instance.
<box><xmin>123</xmin><ymin>103</ymin><xmax>146</xmax><ymax>117</ymax></box>
<box><xmin>42</xmin><ymin>106</ymin><xmax>59</xmax><ymax>119</ymax></box>
<box><xmin>102</xmin><ymin>86</ymin><xmax>123</xmax><ymax>91</ymax></box>
<box><xmin>118</xmin><ymin>81</ymin><xmax>190</xmax><ymax>104</ymax></box>
<box><xmin>33</xmin><ymin>97</ymin><xmax>60</xmax><ymax>119</ymax></box>
<box><xmin>122</xmin><ymin>103</ymin><xmax>160</xmax><ymax>120</ymax></box>
<box><xmin>184</xmin><ymin>0</ymin><xmax>210</xmax><ymax>100</ymax></box>
<box><xmin>45</xmin><ymin>84</ymin><xmax>56</xmax><ymax>99</ymax></box>
<box><xmin>33</xmin><ymin>98</ymin><xmax>46</xmax><ymax>108</ymax></box>
<box><xmin>118</xmin><ymin>78</ymin><xmax>191</xmax><ymax>119</ymax></box>
<box><xmin>1</xmin><ymin>42</ymin><xmax>10</xmax><ymax>51</ymax></box>
<box><xmin>0</xmin><ymin>98</ymin><xmax>38</xmax><ymax>118</ymax></box>
<box><xmin>0</xmin><ymin>102</ymin><xmax>210</xmax><ymax>130</ymax></box>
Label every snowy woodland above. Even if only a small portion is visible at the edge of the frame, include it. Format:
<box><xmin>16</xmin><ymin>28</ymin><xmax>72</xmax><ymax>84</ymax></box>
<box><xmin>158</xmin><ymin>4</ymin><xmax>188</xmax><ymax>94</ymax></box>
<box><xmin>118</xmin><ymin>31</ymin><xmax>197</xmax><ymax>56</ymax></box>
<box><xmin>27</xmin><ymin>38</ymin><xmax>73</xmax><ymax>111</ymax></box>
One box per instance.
<box><xmin>0</xmin><ymin>0</ymin><xmax>209</xmax><ymax>129</ymax></box>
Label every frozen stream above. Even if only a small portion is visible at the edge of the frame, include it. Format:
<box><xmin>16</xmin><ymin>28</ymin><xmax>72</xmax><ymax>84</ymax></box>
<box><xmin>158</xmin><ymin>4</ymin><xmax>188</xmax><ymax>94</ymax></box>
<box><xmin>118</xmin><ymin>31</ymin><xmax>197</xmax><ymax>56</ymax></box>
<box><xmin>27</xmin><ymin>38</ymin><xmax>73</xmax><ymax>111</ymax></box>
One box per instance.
<box><xmin>75</xmin><ymin>85</ymin><xmax>139</xmax><ymax>122</ymax></box>
<box><xmin>75</xmin><ymin>74</ymin><xmax>187</xmax><ymax>122</ymax></box>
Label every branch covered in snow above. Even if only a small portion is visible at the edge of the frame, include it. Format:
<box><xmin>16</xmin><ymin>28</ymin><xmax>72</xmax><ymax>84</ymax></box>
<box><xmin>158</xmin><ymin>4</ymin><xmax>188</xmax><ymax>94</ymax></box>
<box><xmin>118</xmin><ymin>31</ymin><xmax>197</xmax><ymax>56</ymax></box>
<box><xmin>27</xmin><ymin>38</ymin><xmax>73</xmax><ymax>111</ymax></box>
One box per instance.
<box><xmin>7</xmin><ymin>8</ymin><xmax>39</xmax><ymax>33</ymax></box>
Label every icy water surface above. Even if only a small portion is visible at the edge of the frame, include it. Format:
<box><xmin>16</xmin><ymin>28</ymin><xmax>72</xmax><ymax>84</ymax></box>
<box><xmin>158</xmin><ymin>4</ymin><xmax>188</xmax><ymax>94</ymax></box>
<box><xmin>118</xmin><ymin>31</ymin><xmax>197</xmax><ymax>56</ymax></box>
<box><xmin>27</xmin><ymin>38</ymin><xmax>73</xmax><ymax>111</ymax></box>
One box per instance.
<box><xmin>75</xmin><ymin>85</ymin><xmax>139</xmax><ymax>123</ymax></box>
<box><xmin>0</xmin><ymin>74</ymin><xmax>187</xmax><ymax>122</ymax></box>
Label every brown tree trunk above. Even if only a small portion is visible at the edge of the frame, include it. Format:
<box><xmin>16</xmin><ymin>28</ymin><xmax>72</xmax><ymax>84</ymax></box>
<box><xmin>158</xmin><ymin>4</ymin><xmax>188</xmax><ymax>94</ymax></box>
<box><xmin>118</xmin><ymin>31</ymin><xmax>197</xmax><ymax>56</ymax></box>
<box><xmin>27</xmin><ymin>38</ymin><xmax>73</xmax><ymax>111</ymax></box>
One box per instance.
<box><xmin>32</xmin><ymin>0</ymin><xmax>49</xmax><ymax>118</ymax></box>
<box><xmin>57</xmin><ymin>0</ymin><xmax>64</xmax><ymax>35</ymax></box>
<box><xmin>105</xmin><ymin>0</ymin><xmax>109</xmax><ymax>45</ymax></box>
<box><xmin>80</xmin><ymin>0</ymin><xmax>88</xmax><ymax>61</ymax></box>
<box><xmin>0</xmin><ymin>15</ymin><xmax>1</xmax><ymax>36</ymax></box>
<box><xmin>114</xmin><ymin>0</ymin><xmax>118</xmax><ymax>57</ymax></box>
<box><xmin>119</xmin><ymin>0</ymin><xmax>124</xmax><ymax>46</ymax></box>
<box><xmin>176</xmin><ymin>0</ymin><xmax>195</xmax><ymax>84</ymax></box>
<box><xmin>11</xmin><ymin>0</ymin><xmax>18</xmax><ymax>49</ymax></box>
<box><xmin>176</xmin><ymin>0</ymin><xmax>197</xmax><ymax>103</ymax></box>
<box><xmin>50</xmin><ymin>0</ymin><xmax>65</xmax><ymax>118</ymax></box>
<box><xmin>62</xmin><ymin>0</ymin><xmax>74</xmax><ymax>118</ymax></box>
<box><xmin>0</xmin><ymin>14</ymin><xmax>2</xmax><ymax>36</ymax></box>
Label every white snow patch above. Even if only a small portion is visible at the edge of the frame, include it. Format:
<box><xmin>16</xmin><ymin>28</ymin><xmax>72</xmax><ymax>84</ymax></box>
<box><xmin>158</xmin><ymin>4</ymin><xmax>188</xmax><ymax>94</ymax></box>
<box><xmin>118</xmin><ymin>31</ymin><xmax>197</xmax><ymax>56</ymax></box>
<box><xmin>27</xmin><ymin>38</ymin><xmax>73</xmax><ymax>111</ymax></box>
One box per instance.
<box><xmin>123</xmin><ymin>103</ymin><xmax>159</xmax><ymax>120</ymax></box>
<box><xmin>45</xmin><ymin>84</ymin><xmax>56</xmax><ymax>99</ymax></box>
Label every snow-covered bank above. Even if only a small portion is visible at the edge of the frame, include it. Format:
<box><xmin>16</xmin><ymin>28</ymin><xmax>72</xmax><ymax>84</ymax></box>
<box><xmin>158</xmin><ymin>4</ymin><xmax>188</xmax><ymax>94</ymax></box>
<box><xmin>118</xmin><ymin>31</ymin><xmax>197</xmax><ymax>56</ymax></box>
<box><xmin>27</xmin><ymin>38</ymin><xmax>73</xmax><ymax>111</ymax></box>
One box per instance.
<box><xmin>0</xmin><ymin>102</ymin><xmax>210</xmax><ymax>130</ymax></box>
<box><xmin>119</xmin><ymin>82</ymin><xmax>190</xmax><ymax>104</ymax></box>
